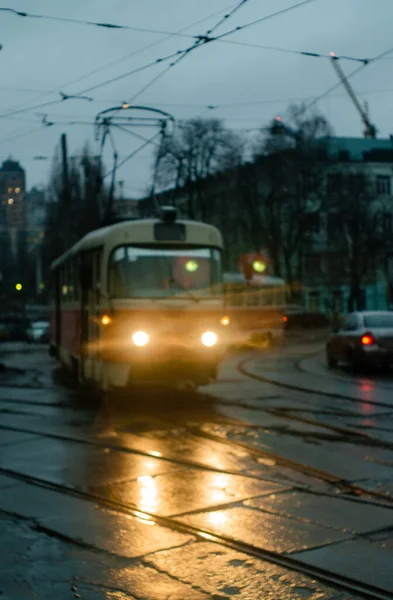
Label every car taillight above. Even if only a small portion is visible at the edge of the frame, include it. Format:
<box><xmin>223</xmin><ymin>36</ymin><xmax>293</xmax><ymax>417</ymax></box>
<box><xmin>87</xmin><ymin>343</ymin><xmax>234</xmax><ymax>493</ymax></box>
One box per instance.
<box><xmin>361</xmin><ymin>333</ymin><xmax>375</xmax><ymax>346</ymax></box>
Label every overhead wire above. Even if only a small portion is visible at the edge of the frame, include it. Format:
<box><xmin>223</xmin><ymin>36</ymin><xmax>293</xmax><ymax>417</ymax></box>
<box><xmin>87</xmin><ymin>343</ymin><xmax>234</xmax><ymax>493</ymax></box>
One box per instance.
<box><xmin>0</xmin><ymin>2</ymin><xmax>239</xmax><ymax>118</ymax></box>
<box><xmin>305</xmin><ymin>44</ymin><xmax>393</xmax><ymax>110</ymax></box>
<box><xmin>126</xmin><ymin>0</ymin><xmax>255</xmax><ymax>104</ymax></box>
<box><xmin>0</xmin><ymin>6</ymin><xmax>239</xmax><ymax>37</ymax></box>
<box><xmin>0</xmin><ymin>1</ymin><xmax>380</xmax><ymax>119</ymax></box>
<box><xmin>0</xmin><ymin>124</ymin><xmax>47</xmax><ymax>144</ymax></box>
<box><xmin>64</xmin><ymin>0</ymin><xmax>320</xmax><ymax>102</ymax></box>
<box><xmin>103</xmin><ymin>131</ymin><xmax>161</xmax><ymax>177</ymax></box>
<box><xmin>212</xmin><ymin>0</ymin><xmax>318</xmax><ymax>43</ymax></box>
<box><xmin>0</xmin><ymin>2</ymin><xmax>250</xmax><ymax>120</ymax></box>
<box><xmin>111</xmin><ymin>123</ymin><xmax>161</xmax><ymax>147</ymax></box>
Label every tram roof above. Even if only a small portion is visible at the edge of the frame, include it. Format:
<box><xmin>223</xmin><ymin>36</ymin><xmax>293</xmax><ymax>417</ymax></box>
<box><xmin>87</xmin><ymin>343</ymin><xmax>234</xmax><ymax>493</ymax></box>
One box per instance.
<box><xmin>51</xmin><ymin>218</ymin><xmax>223</xmax><ymax>270</ymax></box>
<box><xmin>224</xmin><ymin>272</ymin><xmax>286</xmax><ymax>286</ymax></box>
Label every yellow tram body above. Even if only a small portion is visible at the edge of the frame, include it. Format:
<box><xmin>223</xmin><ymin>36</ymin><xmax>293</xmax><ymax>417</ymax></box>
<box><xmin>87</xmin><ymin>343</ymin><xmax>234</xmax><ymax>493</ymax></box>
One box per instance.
<box><xmin>50</xmin><ymin>210</ymin><xmax>226</xmax><ymax>391</ymax></box>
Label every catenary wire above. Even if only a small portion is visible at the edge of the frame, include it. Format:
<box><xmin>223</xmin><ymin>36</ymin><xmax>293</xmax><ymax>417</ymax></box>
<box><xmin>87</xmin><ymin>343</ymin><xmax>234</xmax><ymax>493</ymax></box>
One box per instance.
<box><xmin>103</xmin><ymin>131</ymin><xmax>161</xmax><ymax>177</ymax></box>
<box><xmin>0</xmin><ymin>3</ymin><xmax>238</xmax><ymax>117</ymax></box>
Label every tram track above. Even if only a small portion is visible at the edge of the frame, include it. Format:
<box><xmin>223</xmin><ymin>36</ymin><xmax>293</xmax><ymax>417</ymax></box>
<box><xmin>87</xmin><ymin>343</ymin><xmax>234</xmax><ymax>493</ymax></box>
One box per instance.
<box><xmin>1</xmin><ymin>377</ymin><xmax>393</xmax><ymax>593</ymax></box>
<box><xmin>3</xmin><ymin>362</ymin><xmax>393</xmax><ymax>507</ymax></box>
<box><xmin>187</xmin><ymin>426</ymin><xmax>393</xmax><ymax>507</ymax></box>
<box><xmin>236</xmin><ymin>354</ymin><xmax>393</xmax><ymax>447</ymax></box>
<box><xmin>0</xmin><ymin>464</ymin><xmax>392</xmax><ymax>600</ymax></box>
<box><xmin>238</xmin><ymin>355</ymin><xmax>393</xmax><ymax>411</ymax></box>
<box><xmin>1</xmin><ymin>414</ymin><xmax>393</xmax><ymax>511</ymax></box>
<box><xmin>0</xmin><ymin>421</ymin><xmax>289</xmax><ymax>484</ymax></box>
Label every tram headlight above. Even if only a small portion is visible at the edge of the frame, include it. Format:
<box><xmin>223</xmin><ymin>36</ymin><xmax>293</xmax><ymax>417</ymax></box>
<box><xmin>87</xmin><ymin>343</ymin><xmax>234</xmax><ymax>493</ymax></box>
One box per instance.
<box><xmin>132</xmin><ymin>331</ymin><xmax>149</xmax><ymax>347</ymax></box>
<box><xmin>201</xmin><ymin>331</ymin><xmax>218</xmax><ymax>347</ymax></box>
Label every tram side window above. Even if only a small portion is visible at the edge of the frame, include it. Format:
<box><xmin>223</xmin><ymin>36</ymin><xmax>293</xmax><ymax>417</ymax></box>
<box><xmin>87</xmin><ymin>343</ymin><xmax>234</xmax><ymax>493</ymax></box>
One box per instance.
<box><xmin>211</xmin><ymin>249</ymin><xmax>222</xmax><ymax>294</ymax></box>
<box><xmin>68</xmin><ymin>262</ymin><xmax>74</xmax><ymax>301</ymax></box>
<box><xmin>276</xmin><ymin>288</ymin><xmax>286</xmax><ymax>306</ymax></box>
<box><xmin>225</xmin><ymin>284</ymin><xmax>243</xmax><ymax>306</ymax></box>
<box><xmin>61</xmin><ymin>266</ymin><xmax>68</xmax><ymax>300</ymax></box>
<box><xmin>109</xmin><ymin>248</ymin><xmax>127</xmax><ymax>297</ymax></box>
<box><xmin>80</xmin><ymin>254</ymin><xmax>94</xmax><ymax>294</ymax></box>
<box><xmin>246</xmin><ymin>288</ymin><xmax>259</xmax><ymax>306</ymax></box>
<box><xmin>94</xmin><ymin>252</ymin><xmax>102</xmax><ymax>299</ymax></box>
<box><xmin>73</xmin><ymin>257</ymin><xmax>80</xmax><ymax>301</ymax></box>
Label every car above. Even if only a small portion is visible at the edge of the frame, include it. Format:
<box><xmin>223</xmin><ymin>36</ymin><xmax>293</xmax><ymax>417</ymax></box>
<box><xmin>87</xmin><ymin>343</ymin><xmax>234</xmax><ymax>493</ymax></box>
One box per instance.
<box><xmin>326</xmin><ymin>311</ymin><xmax>393</xmax><ymax>371</ymax></box>
<box><xmin>0</xmin><ymin>317</ymin><xmax>29</xmax><ymax>342</ymax></box>
<box><xmin>0</xmin><ymin>323</ymin><xmax>9</xmax><ymax>341</ymax></box>
<box><xmin>26</xmin><ymin>320</ymin><xmax>50</xmax><ymax>344</ymax></box>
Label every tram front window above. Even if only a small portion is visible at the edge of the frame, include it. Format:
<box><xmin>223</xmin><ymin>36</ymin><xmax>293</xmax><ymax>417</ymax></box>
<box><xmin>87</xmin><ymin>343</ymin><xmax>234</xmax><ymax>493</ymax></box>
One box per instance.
<box><xmin>109</xmin><ymin>246</ymin><xmax>222</xmax><ymax>298</ymax></box>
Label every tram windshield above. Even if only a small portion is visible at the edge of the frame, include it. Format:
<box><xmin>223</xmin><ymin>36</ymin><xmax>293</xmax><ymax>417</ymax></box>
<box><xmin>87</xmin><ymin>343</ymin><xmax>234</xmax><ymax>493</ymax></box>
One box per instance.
<box><xmin>109</xmin><ymin>246</ymin><xmax>222</xmax><ymax>298</ymax></box>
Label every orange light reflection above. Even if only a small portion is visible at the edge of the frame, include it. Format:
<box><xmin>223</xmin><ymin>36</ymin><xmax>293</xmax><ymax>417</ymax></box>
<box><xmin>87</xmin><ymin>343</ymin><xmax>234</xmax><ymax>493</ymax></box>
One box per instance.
<box><xmin>138</xmin><ymin>475</ymin><xmax>158</xmax><ymax>513</ymax></box>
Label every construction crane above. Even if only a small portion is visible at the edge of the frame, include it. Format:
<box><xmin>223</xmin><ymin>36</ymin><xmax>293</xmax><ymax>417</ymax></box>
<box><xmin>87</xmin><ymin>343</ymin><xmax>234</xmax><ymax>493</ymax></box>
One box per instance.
<box><xmin>329</xmin><ymin>52</ymin><xmax>377</xmax><ymax>139</ymax></box>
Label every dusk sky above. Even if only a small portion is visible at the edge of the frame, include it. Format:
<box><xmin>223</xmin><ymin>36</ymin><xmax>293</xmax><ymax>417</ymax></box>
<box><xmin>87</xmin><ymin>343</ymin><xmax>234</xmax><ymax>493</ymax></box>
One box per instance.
<box><xmin>0</xmin><ymin>0</ymin><xmax>392</xmax><ymax>197</ymax></box>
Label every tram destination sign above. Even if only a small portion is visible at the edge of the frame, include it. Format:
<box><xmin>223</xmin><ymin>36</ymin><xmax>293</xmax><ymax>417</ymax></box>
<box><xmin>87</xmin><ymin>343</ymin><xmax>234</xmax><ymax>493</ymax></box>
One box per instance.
<box><xmin>154</xmin><ymin>222</ymin><xmax>186</xmax><ymax>241</ymax></box>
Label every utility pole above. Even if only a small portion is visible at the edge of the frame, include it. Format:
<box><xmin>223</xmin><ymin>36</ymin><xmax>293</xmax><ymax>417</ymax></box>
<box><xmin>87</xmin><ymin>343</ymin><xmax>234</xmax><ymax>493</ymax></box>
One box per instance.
<box><xmin>61</xmin><ymin>133</ymin><xmax>69</xmax><ymax>193</ymax></box>
<box><xmin>60</xmin><ymin>133</ymin><xmax>70</xmax><ymax>246</ymax></box>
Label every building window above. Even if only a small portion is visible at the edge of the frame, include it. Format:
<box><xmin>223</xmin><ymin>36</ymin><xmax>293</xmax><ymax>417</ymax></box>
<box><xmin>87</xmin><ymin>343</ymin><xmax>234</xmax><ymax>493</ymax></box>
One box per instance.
<box><xmin>332</xmin><ymin>290</ymin><xmax>343</xmax><ymax>313</ymax></box>
<box><xmin>308</xmin><ymin>291</ymin><xmax>320</xmax><ymax>312</ymax></box>
<box><xmin>305</xmin><ymin>213</ymin><xmax>320</xmax><ymax>235</ymax></box>
<box><xmin>328</xmin><ymin>254</ymin><xmax>346</xmax><ymax>276</ymax></box>
<box><xmin>383</xmin><ymin>212</ymin><xmax>392</xmax><ymax>234</ymax></box>
<box><xmin>304</xmin><ymin>255</ymin><xmax>321</xmax><ymax>276</ymax></box>
<box><xmin>358</xmin><ymin>290</ymin><xmax>367</xmax><ymax>311</ymax></box>
<box><xmin>376</xmin><ymin>175</ymin><xmax>391</xmax><ymax>196</ymax></box>
<box><xmin>327</xmin><ymin>214</ymin><xmax>341</xmax><ymax>240</ymax></box>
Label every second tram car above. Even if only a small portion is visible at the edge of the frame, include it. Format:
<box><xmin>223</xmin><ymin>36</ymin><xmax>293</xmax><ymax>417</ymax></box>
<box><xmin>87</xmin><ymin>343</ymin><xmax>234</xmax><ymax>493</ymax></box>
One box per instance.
<box><xmin>223</xmin><ymin>271</ymin><xmax>287</xmax><ymax>345</ymax></box>
<box><xmin>50</xmin><ymin>209</ymin><xmax>227</xmax><ymax>391</ymax></box>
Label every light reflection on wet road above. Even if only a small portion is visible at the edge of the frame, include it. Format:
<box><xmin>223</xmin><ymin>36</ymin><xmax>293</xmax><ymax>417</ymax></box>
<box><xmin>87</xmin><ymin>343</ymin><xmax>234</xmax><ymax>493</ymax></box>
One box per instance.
<box><xmin>1</xmin><ymin>342</ymin><xmax>393</xmax><ymax>598</ymax></box>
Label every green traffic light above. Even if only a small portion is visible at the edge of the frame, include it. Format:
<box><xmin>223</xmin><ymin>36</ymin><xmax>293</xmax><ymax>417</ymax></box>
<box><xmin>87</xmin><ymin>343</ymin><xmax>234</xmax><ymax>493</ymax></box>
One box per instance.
<box><xmin>253</xmin><ymin>260</ymin><xmax>266</xmax><ymax>273</ymax></box>
<box><xmin>185</xmin><ymin>260</ymin><xmax>199</xmax><ymax>273</ymax></box>
<box><xmin>15</xmin><ymin>283</ymin><xmax>22</xmax><ymax>291</ymax></box>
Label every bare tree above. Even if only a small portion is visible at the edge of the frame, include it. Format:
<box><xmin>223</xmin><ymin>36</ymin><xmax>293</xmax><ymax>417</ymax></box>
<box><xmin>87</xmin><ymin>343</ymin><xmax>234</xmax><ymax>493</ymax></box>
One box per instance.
<box><xmin>155</xmin><ymin>117</ymin><xmax>244</xmax><ymax>221</ymax></box>
<box><xmin>247</xmin><ymin>105</ymin><xmax>331</xmax><ymax>296</ymax></box>
<box><xmin>43</xmin><ymin>143</ymin><xmax>107</xmax><ymax>274</ymax></box>
<box><xmin>325</xmin><ymin>169</ymin><xmax>380</xmax><ymax>312</ymax></box>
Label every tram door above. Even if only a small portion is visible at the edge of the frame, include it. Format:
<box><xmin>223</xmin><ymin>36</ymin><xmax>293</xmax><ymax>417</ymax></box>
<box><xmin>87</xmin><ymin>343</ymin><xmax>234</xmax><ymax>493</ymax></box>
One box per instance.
<box><xmin>80</xmin><ymin>250</ymin><xmax>102</xmax><ymax>382</ymax></box>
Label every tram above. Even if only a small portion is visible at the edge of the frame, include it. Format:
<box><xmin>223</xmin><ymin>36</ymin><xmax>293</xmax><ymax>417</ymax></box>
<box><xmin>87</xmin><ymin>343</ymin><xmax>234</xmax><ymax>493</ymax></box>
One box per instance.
<box><xmin>49</xmin><ymin>208</ymin><xmax>227</xmax><ymax>391</ymax></box>
<box><xmin>223</xmin><ymin>271</ymin><xmax>287</xmax><ymax>345</ymax></box>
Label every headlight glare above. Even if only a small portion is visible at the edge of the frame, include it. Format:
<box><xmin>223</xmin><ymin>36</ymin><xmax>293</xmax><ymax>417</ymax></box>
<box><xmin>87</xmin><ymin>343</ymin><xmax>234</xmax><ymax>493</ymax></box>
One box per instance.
<box><xmin>201</xmin><ymin>331</ymin><xmax>218</xmax><ymax>347</ymax></box>
<box><xmin>132</xmin><ymin>331</ymin><xmax>149</xmax><ymax>347</ymax></box>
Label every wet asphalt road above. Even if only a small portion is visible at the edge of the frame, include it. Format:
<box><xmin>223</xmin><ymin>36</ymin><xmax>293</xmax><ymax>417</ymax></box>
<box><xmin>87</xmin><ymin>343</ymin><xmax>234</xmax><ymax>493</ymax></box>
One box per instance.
<box><xmin>1</xmin><ymin>341</ymin><xmax>393</xmax><ymax>598</ymax></box>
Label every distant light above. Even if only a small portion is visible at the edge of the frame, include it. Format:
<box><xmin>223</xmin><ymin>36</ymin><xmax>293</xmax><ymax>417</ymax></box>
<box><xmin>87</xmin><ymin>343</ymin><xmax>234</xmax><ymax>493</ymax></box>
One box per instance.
<box><xmin>253</xmin><ymin>260</ymin><xmax>266</xmax><ymax>273</ymax></box>
<box><xmin>101</xmin><ymin>314</ymin><xmax>112</xmax><ymax>326</ymax></box>
<box><xmin>122</xmin><ymin>102</ymin><xmax>129</xmax><ymax>109</ymax></box>
<box><xmin>185</xmin><ymin>260</ymin><xmax>199</xmax><ymax>273</ymax></box>
<box><xmin>7</xmin><ymin>187</ymin><xmax>13</xmax><ymax>193</ymax></box>
<box><xmin>15</xmin><ymin>187</ymin><xmax>21</xmax><ymax>193</ymax></box>
<box><xmin>7</xmin><ymin>198</ymin><xmax>14</xmax><ymax>205</ymax></box>
<box><xmin>15</xmin><ymin>283</ymin><xmax>22</xmax><ymax>291</ymax></box>
<box><xmin>275</xmin><ymin>116</ymin><xmax>282</xmax><ymax>122</ymax></box>
<box><xmin>62</xmin><ymin>285</ymin><xmax>68</xmax><ymax>295</ymax></box>
<box><xmin>220</xmin><ymin>316</ymin><xmax>230</xmax><ymax>327</ymax></box>
<box><xmin>329</xmin><ymin>52</ymin><xmax>336</xmax><ymax>57</ymax></box>
<box><xmin>283</xmin><ymin>316</ymin><xmax>288</xmax><ymax>323</ymax></box>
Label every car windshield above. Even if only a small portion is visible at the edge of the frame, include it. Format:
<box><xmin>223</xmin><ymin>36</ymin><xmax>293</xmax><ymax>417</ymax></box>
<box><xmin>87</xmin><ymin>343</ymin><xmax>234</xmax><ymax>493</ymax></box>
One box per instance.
<box><xmin>364</xmin><ymin>314</ymin><xmax>393</xmax><ymax>328</ymax></box>
<box><xmin>108</xmin><ymin>246</ymin><xmax>222</xmax><ymax>298</ymax></box>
